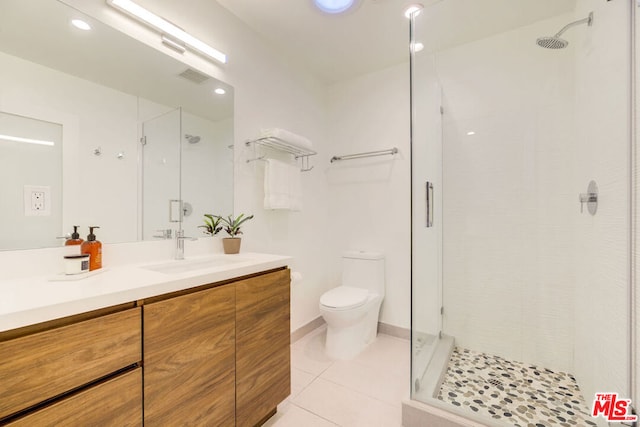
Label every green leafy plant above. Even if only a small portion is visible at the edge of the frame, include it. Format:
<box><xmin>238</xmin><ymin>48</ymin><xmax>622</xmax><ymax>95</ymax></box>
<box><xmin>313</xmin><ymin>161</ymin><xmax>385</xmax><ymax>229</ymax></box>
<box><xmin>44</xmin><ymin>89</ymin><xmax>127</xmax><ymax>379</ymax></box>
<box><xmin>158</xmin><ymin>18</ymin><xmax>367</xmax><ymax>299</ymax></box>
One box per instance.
<box><xmin>198</xmin><ymin>214</ymin><xmax>223</xmax><ymax>236</ymax></box>
<box><xmin>220</xmin><ymin>213</ymin><xmax>254</xmax><ymax>238</ymax></box>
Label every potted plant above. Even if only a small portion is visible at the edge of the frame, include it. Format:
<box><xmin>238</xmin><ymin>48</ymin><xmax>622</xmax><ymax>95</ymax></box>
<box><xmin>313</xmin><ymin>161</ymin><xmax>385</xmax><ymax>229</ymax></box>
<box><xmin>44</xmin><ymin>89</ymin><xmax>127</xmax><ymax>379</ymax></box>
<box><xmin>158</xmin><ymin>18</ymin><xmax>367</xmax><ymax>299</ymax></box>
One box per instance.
<box><xmin>198</xmin><ymin>214</ymin><xmax>223</xmax><ymax>236</ymax></box>
<box><xmin>219</xmin><ymin>213</ymin><xmax>254</xmax><ymax>254</ymax></box>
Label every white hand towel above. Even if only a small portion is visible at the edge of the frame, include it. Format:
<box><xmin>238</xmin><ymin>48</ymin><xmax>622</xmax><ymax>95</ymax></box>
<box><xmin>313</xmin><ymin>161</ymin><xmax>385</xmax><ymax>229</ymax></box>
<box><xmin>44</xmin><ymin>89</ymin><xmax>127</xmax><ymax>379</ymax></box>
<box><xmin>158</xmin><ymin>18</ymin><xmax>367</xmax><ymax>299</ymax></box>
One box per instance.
<box><xmin>264</xmin><ymin>159</ymin><xmax>302</xmax><ymax>211</ymax></box>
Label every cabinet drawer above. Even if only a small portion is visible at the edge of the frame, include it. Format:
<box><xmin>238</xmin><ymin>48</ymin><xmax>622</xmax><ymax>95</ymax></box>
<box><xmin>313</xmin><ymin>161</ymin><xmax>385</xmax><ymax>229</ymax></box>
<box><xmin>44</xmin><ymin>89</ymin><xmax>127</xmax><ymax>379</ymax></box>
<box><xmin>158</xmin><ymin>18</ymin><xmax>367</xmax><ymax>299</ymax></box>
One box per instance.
<box><xmin>7</xmin><ymin>368</ymin><xmax>142</xmax><ymax>427</ymax></box>
<box><xmin>0</xmin><ymin>307</ymin><xmax>141</xmax><ymax>419</ymax></box>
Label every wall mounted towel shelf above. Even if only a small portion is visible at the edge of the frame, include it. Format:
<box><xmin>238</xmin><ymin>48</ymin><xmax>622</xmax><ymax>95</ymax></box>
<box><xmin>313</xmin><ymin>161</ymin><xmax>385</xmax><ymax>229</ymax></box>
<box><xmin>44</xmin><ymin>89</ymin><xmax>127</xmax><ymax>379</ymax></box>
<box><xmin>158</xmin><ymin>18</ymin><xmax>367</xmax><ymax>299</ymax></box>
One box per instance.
<box><xmin>330</xmin><ymin>147</ymin><xmax>398</xmax><ymax>163</ymax></box>
<box><xmin>246</xmin><ymin>136</ymin><xmax>317</xmax><ymax>172</ymax></box>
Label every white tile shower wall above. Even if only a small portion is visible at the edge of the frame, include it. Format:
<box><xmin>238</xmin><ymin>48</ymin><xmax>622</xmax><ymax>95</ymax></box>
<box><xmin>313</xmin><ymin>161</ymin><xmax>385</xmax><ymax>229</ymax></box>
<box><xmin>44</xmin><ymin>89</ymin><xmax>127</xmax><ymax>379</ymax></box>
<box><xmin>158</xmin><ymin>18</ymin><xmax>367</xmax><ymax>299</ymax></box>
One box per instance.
<box><xmin>59</xmin><ymin>0</ymin><xmax>331</xmax><ymax>333</ymax></box>
<box><xmin>326</xmin><ymin>63</ymin><xmax>411</xmax><ymax>329</ymax></box>
<box><xmin>572</xmin><ymin>0</ymin><xmax>631</xmax><ymax>404</ymax></box>
<box><xmin>436</xmin><ymin>13</ymin><xmax>578</xmax><ymax>373</ymax></box>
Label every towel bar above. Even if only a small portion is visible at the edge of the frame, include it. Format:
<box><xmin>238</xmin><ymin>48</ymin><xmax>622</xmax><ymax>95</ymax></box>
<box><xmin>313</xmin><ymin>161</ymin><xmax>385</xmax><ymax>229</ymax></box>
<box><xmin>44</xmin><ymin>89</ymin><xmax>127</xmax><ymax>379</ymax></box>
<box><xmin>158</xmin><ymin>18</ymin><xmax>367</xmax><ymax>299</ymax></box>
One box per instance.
<box><xmin>330</xmin><ymin>147</ymin><xmax>398</xmax><ymax>163</ymax></box>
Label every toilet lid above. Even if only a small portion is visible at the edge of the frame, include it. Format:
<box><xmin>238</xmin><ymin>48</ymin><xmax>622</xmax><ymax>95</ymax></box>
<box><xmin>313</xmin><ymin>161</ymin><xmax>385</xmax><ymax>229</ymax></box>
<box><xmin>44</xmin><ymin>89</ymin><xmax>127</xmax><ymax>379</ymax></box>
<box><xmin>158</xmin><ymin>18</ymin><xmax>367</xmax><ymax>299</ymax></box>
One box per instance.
<box><xmin>320</xmin><ymin>286</ymin><xmax>369</xmax><ymax>310</ymax></box>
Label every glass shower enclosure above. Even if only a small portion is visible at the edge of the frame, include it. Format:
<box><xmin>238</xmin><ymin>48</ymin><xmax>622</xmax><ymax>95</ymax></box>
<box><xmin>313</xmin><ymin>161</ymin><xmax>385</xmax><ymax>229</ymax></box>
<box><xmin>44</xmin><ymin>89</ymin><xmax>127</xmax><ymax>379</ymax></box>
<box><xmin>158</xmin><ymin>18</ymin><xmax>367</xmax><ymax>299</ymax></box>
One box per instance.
<box><xmin>410</xmin><ymin>1</ymin><xmax>634</xmax><ymax>426</ymax></box>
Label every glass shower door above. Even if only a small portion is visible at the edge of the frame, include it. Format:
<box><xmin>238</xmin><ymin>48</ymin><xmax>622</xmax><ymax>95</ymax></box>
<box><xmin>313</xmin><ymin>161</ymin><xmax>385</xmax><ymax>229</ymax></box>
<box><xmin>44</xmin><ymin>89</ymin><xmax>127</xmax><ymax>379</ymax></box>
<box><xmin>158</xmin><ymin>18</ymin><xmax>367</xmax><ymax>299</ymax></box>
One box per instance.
<box><xmin>409</xmin><ymin>1</ymin><xmax>633</xmax><ymax>426</ymax></box>
<box><xmin>410</xmin><ymin>8</ymin><xmax>444</xmax><ymax>401</ymax></box>
<box><xmin>141</xmin><ymin>107</ymin><xmax>181</xmax><ymax>240</ymax></box>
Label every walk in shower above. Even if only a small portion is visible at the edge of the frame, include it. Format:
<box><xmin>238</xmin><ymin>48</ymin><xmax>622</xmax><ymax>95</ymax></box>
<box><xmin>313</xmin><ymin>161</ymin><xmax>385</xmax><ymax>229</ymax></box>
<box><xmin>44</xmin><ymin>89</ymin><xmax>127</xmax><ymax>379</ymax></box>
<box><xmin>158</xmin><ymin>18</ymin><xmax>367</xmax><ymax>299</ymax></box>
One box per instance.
<box><xmin>409</xmin><ymin>1</ymin><xmax>634</xmax><ymax>426</ymax></box>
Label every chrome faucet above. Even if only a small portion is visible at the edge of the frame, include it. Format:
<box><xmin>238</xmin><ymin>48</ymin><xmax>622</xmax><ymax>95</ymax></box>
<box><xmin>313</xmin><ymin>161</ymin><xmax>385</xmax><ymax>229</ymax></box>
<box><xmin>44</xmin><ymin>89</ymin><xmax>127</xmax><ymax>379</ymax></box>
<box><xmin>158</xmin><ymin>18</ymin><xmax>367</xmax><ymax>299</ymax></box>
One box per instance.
<box><xmin>175</xmin><ymin>229</ymin><xmax>197</xmax><ymax>260</ymax></box>
<box><xmin>153</xmin><ymin>229</ymin><xmax>173</xmax><ymax>239</ymax></box>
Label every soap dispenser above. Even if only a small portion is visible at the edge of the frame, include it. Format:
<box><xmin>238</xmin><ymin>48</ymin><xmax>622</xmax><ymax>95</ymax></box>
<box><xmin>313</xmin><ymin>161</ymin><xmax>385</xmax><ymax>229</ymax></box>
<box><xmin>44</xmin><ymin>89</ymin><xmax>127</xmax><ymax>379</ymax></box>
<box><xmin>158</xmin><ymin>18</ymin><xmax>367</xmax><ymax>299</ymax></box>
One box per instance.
<box><xmin>65</xmin><ymin>226</ymin><xmax>84</xmax><ymax>247</ymax></box>
<box><xmin>81</xmin><ymin>226</ymin><xmax>102</xmax><ymax>271</ymax></box>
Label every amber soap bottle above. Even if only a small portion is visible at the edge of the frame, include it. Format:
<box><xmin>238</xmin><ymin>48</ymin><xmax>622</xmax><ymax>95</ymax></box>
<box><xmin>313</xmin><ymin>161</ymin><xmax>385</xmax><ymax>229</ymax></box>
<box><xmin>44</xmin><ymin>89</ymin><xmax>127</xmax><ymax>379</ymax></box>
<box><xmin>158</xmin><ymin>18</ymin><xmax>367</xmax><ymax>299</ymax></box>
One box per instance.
<box><xmin>81</xmin><ymin>226</ymin><xmax>102</xmax><ymax>271</ymax></box>
<box><xmin>65</xmin><ymin>225</ymin><xmax>84</xmax><ymax>247</ymax></box>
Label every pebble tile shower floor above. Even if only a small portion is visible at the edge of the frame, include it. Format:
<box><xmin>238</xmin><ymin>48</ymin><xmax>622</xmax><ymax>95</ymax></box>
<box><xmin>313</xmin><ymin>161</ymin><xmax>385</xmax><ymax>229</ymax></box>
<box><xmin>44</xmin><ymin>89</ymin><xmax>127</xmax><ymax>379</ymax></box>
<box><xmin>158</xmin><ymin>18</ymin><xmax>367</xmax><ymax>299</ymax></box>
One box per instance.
<box><xmin>437</xmin><ymin>348</ymin><xmax>598</xmax><ymax>427</ymax></box>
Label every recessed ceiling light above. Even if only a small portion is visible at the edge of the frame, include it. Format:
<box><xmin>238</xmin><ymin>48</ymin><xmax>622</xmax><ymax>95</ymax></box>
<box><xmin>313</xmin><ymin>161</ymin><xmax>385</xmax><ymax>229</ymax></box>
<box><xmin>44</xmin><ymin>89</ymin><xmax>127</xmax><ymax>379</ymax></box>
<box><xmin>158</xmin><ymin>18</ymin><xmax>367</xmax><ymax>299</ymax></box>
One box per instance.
<box><xmin>467</xmin><ymin>131</ymin><xmax>476</xmax><ymax>136</ymax></box>
<box><xmin>314</xmin><ymin>0</ymin><xmax>356</xmax><ymax>14</ymax></box>
<box><xmin>71</xmin><ymin>19</ymin><xmax>91</xmax><ymax>31</ymax></box>
<box><xmin>214</xmin><ymin>88</ymin><xmax>226</xmax><ymax>95</ymax></box>
<box><xmin>404</xmin><ymin>3</ymin><xmax>424</xmax><ymax>19</ymax></box>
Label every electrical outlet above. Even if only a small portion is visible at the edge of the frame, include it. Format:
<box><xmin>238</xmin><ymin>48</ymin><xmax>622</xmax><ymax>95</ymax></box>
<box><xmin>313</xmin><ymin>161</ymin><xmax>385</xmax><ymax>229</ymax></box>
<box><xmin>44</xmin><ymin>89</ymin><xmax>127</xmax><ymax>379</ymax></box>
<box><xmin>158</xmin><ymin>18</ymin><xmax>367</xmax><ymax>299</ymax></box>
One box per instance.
<box><xmin>24</xmin><ymin>185</ymin><xmax>51</xmax><ymax>216</ymax></box>
<box><xmin>32</xmin><ymin>191</ymin><xmax>45</xmax><ymax>211</ymax></box>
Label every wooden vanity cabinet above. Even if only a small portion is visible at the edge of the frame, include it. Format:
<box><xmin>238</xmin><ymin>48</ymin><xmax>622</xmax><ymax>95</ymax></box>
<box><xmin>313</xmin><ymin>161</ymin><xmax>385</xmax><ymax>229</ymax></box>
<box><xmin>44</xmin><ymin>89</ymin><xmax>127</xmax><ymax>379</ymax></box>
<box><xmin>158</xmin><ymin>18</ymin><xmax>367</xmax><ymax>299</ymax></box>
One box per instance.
<box><xmin>0</xmin><ymin>306</ymin><xmax>142</xmax><ymax>425</ymax></box>
<box><xmin>143</xmin><ymin>282</ymin><xmax>236</xmax><ymax>426</ymax></box>
<box><xmin>236</xmin><ymin>268</ymin><xmax>291</xmax><ymax>427</ymax></box>
<box><xmin>0</xmin><ymin>267</ymin><xmax>290</xmax><ymax>427</ymax></box>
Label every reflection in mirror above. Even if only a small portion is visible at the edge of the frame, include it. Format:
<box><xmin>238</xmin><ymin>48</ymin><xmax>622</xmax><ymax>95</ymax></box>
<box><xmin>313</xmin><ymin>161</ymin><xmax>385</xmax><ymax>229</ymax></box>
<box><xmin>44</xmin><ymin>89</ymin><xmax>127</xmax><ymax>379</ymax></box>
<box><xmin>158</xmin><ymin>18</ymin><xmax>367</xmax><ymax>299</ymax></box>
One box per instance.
<box><xmin>0</xmin><ymin>113</ymin><xmax>62</xmax><ymax>250</ymax></box>
<box><xmin>181</xmin><ymin>112</ymin><xmax>234</xmax><ymax>239</ymax></box>
<box><xmin>0</xmin><ymin>0</ymin><xmax>234</xmax><ymax>250</ymax></box>
<box><xmin>141</xmin><ymin>107</ymin><xmax>234</xmax><ymax>241</ymax></box>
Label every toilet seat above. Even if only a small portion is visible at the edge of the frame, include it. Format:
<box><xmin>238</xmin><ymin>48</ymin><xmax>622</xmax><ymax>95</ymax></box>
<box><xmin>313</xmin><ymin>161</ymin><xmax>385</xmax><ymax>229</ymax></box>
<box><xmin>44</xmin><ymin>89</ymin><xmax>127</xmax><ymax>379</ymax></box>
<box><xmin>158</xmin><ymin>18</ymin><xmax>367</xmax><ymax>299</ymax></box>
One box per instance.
<box><xmin>320</xmin><ymin>286</ymin><xmax>369</xmax><ymax>310</ymax></box>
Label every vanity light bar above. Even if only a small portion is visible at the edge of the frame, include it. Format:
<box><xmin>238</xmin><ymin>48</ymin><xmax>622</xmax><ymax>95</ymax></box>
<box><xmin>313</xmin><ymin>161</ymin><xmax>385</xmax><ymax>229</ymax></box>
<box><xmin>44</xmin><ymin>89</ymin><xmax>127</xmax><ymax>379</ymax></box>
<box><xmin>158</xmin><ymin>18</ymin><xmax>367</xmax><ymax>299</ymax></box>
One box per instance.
<box><xmin>107</xmin><ymin>0</ymin><xmax>227</xmax><ymax>64</ymax></box>
<box><xmin>0</xmin><ymin>134</ymin><xmax>55</xmax><ymax>146</ymax></box>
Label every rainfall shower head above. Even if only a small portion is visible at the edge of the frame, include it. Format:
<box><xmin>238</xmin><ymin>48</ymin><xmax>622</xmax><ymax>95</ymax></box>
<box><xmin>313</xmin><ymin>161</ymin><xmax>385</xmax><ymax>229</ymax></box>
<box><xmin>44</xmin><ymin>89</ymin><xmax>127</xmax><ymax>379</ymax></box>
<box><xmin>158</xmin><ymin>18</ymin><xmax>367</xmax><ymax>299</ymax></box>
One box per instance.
<box><xmin>536</xmin><ymin>11</ymin><xmax>593</xmax><ymax>49</ymax></box>
<box><xmin>536</xmin><ymin>36</ymin><xmax>569</xmax><ymax>50</ymax></box>
<box><xmin>185</xmin><ymin>134</ymin><xmax>201</xmax><ymax>144</ymax></box>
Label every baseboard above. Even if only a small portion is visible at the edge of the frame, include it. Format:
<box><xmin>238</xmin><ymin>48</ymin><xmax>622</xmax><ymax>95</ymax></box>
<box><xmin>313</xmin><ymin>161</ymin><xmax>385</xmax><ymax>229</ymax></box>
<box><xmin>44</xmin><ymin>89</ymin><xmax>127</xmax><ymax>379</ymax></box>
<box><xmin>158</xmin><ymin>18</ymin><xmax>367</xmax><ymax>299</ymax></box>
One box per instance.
<box><xmin>377</xmin><ymin>322</ymin><xmax>410</xmax><ymax>340</ymax></box>
<box><xmin>290</xmin><ymin>319</ymin><xmax>409</xmax><ymax>343</ymax></box>
<box><xmin>290</xmin><ymin>316</ymin><xmax>325</xmax><ymax>343</ymax></box>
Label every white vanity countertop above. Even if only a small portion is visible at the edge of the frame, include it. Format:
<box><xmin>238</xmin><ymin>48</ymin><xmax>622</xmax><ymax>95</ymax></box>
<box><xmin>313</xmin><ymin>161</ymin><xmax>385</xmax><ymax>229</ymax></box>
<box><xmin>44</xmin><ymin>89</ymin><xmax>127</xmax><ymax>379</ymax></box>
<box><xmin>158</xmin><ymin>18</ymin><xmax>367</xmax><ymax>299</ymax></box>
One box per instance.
<box><xmin>0</xmin><ymin>252</ymin><xmax>291</xmax><ymax>332</ymax></box>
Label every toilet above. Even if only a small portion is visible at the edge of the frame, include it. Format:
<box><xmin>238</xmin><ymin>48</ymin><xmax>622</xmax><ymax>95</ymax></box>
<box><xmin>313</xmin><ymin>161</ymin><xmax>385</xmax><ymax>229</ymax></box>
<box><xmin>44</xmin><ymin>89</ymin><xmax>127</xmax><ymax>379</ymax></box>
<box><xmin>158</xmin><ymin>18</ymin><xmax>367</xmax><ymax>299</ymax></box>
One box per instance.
<box><xmin>319</xmin><ymin>251</ymin><xmax>385</xmax><ymax>360</ymax></box>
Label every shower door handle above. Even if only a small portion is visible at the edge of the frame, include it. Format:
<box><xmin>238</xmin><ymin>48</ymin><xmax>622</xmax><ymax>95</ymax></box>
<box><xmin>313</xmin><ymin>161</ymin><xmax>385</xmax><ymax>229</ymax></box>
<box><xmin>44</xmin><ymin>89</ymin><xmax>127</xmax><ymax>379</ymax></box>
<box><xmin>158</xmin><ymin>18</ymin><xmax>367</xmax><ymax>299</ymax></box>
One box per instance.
<box><xmin>426</xmin><ymin>182</ymin><xmax>434</xmax><ymax>228</ymax></box>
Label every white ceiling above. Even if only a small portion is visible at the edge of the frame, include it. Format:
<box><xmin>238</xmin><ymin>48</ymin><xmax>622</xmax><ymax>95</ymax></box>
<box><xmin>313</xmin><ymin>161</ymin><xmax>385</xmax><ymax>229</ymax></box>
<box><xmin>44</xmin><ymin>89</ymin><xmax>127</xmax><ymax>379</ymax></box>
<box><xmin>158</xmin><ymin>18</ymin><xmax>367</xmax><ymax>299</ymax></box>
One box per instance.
<box><xmin>216</xmin><ymin>0</ymin><xmax>577</xmax><ymax>84</ymax></box>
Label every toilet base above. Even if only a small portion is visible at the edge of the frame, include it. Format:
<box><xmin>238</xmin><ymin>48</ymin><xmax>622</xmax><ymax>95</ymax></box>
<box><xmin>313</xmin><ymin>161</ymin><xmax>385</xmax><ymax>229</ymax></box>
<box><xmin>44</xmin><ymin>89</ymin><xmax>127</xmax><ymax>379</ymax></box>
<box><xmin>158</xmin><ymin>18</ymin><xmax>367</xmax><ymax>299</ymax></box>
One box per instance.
<box><xmin>324</xmin><ymin>303</ymin><xmax>380</xmax><ymax>360</ymax></box>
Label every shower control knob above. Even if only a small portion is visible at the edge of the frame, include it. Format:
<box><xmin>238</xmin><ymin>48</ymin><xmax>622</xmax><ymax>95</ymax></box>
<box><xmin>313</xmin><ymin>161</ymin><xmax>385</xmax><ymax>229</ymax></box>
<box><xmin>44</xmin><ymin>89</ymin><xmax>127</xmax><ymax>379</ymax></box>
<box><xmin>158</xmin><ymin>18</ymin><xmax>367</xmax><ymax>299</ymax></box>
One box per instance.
<box><xmin>579</xmin><ymin>180</ymin><xmax>598</xmax><ymax>215</ymax></box>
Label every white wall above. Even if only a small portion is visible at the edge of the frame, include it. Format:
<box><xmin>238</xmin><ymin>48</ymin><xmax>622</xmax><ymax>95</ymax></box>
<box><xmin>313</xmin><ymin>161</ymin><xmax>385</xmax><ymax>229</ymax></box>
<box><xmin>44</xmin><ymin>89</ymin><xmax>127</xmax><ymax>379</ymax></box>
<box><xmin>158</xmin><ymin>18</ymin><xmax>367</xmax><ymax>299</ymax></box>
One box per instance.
<box><xmin>572</xmin><ymin>0</ymin><xmax>631</xmax><ymax>403</ymax></box>
<box><xmin>326</xmin><ymin>63</ymin><xmax>411</xmax><ymax>328</ymax></box>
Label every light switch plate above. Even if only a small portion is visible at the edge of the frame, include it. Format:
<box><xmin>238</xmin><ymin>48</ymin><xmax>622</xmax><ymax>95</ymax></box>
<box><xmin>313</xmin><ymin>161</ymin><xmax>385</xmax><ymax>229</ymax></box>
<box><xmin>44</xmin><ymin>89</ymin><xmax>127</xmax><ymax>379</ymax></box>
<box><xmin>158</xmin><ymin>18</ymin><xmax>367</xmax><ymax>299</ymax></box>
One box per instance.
<box><xmin>24</xmin><ymin>185</ymin><xmax>51</xmax><ymax>216</ymax></box>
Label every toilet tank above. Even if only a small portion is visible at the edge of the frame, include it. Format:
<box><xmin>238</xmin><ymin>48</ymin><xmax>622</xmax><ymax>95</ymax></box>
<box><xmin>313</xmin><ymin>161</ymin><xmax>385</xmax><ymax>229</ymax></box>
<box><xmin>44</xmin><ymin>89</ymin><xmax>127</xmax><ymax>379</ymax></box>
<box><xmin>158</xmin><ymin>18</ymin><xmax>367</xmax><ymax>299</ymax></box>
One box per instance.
<box><xmin>342</xmin><ymin>251</ymin><xmax>385</xmax><ymax>296</ymax></box>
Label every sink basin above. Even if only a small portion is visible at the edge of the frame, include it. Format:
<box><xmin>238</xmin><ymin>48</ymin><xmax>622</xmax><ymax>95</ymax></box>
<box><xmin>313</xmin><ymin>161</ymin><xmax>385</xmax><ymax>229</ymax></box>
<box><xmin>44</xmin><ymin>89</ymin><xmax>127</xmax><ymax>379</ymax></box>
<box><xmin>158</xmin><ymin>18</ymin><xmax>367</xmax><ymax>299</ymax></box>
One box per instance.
<box><xmin>142</xmin><ymin>256</ymin><xmax>247</xmax><ymax>275</ymax></box>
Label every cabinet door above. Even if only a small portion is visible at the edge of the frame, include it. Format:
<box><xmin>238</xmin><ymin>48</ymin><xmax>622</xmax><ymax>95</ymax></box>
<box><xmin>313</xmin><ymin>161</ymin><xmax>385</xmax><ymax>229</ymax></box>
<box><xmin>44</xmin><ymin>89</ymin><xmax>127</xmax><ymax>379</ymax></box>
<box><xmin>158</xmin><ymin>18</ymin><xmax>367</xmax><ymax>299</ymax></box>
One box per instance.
<box><xmin>143</xmin><ymin>284</ymin><xmax>235</xmax><ymax>426</ymax></box>
<box><xmin>236</xmin><ymin>269</ymin><xmax>291</xmax><ymax>427</ymax></box>
<box><xmin>8</xmin><ymin>368</ymin><xmax>142</xmax><ymax>427</ymax></box>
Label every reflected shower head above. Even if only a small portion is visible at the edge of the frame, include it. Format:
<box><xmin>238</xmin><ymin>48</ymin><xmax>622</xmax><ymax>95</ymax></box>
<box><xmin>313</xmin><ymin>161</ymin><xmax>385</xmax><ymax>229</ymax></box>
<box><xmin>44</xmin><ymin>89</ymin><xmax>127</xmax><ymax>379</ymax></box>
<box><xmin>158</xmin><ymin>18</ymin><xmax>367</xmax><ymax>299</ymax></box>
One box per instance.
<box><xmin>185</xmin><ymin>134</ymin><xmax>200</xmax><ymax>144</ymax></box>
<box><xmin>536</xmin><ymin>11</ymin><xmax>593</xmax><ymax>50</ymax></box>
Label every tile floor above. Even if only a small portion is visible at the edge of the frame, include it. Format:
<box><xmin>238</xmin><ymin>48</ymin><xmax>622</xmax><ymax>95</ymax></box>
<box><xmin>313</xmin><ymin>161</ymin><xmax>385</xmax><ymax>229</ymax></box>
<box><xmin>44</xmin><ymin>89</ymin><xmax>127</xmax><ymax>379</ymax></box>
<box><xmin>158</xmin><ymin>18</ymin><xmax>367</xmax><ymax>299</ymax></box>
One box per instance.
<box><xmin>263</xmin><ymin>325</ymin><xmax>410</xmax><ymax>427</ymax></box>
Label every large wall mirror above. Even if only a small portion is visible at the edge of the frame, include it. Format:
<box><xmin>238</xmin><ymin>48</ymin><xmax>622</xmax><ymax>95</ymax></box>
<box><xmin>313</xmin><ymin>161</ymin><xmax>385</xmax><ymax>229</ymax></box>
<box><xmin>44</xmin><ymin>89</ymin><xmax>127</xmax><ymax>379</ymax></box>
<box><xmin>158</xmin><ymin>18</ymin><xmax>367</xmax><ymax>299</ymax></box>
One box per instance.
<box><xmin>0</xmin><ymin>0</ymin><xmax>234</xmax><ymax>251</ymax></box>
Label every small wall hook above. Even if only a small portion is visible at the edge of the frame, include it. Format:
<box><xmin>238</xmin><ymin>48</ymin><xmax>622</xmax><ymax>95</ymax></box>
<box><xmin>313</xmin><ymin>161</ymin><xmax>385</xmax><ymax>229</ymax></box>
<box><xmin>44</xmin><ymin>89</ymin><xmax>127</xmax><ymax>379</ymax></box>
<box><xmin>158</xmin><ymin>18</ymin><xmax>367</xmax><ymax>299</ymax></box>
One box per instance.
<box><xmin>94</xmin><ymin>147</ymin><xmax>102</xmax><ymax>156</ymax></box>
